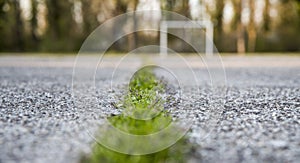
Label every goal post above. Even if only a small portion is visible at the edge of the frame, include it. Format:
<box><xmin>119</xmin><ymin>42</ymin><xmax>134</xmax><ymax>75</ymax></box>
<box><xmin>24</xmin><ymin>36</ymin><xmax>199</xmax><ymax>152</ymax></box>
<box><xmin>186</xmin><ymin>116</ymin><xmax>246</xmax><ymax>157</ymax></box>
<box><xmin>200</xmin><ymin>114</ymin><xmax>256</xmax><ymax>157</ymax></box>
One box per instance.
<box><xmin>160</xmin><ymin>20</ymin><xmax>214</xmax><ymax>56</ymax></box>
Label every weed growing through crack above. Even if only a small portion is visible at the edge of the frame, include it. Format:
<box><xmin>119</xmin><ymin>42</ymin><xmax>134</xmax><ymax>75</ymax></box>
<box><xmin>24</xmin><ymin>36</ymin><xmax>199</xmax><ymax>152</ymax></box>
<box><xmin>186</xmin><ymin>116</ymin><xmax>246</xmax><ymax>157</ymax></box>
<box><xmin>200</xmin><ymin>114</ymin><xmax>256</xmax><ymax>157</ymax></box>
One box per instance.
<box><xmin>80</xmin><ymin>66</ymin><xmax>195</xmax><ymax>163</ymax></box>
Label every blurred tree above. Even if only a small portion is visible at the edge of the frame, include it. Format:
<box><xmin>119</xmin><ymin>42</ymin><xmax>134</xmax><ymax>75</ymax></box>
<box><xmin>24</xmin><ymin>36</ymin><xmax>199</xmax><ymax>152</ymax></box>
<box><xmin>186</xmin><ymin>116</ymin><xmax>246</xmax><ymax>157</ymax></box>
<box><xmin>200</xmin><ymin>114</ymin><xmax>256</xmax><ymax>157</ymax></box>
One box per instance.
<box><xmin>263</xmin><ymin>0</ymin><xmax>270</xmax><ymax>32</ymax></box>
<box><xmin>0</xmin><ymin>0</ymin><xmax>9</xmax><ymax>51</ymax></box>
<box><xmin>177</xmin><ymin>0</ymin><xmax>191</xmax><ymax>18</ymax></box>
<box><xmin>296</xmin><ymin>0</ymin><xmax>300</xmax><ymax>26</ymax></box>
<box><xmin>214</xmin><ymin>0</ymin><xmax>225</xmax><ymax>51</ymax></box>
<box><xmin>30</xmin><ymin>0</ymin><xmax>39</xmax><ymax>47</ymax></box>
<box><xmin>12</xmin><ymin>0</ymin><xmax>24</xmax><ymax>51</ymax></box>
<box><xmin>44</xmin><ymin>0</ymin><xmax>77</xmax><ymax>51</ymax></box>
<box><xmin>232</xmin><ymin>0</ymin><xmax>246</xmax><ymax>53</ymax></box>
<box><xmin>161</xmin><ymin>0</ymin><xmax>175</xmax><ymax>19</ymax></box>
<box><xmin>161</xmin><ymin>0</ymin><xmax>190</xmax><ymax>18</ymax></box>
<box><xmin>0</xmin><ymin>0</ymin><xmax>300</xmax><ymax>53</ymax></box>
<box><xmin>161</xmin><ymin>0</ymin><xmax>175</xmax><ymax>11</ymax></box>
<box><xmin>111</xmin><ymin>0</ymin><xmax>129</xmax><ymax>51</ymax></box>
<box><xmin>275</xmin><ymin>0</ymin><xmax>300</xmax><ymax>51</ymax></box>
<box><xmin>247</xmin><ymin>0</ymin><xmax>256</xmax><ymax>52</ymax></box>
<box><xmin>81</xmin><ymin>0</ymin><xmax>99</xmax><ymax>35</ymax></box>
<box><xmin>128</xmin><ymin>0</ymin><xmax>139</xmax><ymax>51</ymax></box>
<box><xmin>114</xmin><ymin>0</ymin><xmax>128</xmax><ymax>15</ymax></box>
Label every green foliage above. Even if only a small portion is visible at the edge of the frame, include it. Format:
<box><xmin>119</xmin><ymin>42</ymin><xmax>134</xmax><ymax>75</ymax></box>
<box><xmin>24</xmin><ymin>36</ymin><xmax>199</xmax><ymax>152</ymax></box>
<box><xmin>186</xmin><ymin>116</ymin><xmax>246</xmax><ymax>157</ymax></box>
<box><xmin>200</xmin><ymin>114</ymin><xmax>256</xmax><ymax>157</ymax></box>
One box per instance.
<box><xmin>81</xmin><ymin>67</ymin><xmax>193</xmax><ymax>163</ymax></box>
<box><xmin>122</xmin><ymin>68</ymin><xmax>165</xmax><ymax>118</ymax></box>
<box><xmin>82</xmin><ymin>138</ymin><xmax>191</xmax><ymax>163</ymax></box>
<box><xmin>108</xmin><ymin>112</ymin><xmax>172</xmax><ymax>135</ymax></box>
<box><xmin>129</xmin><ymin>68</ymin><xmax>163</xmax><ymax>91</ymax></box>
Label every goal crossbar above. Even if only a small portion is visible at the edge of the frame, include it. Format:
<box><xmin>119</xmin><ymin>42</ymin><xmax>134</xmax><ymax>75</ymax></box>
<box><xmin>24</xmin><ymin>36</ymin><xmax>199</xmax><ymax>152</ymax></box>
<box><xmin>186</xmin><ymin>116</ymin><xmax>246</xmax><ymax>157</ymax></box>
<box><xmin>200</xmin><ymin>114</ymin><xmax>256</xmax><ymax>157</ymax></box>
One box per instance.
<box><xmin>160</xmin><ymin>20</ymin><xmax>214</xmax><ymax>56</ymax></box>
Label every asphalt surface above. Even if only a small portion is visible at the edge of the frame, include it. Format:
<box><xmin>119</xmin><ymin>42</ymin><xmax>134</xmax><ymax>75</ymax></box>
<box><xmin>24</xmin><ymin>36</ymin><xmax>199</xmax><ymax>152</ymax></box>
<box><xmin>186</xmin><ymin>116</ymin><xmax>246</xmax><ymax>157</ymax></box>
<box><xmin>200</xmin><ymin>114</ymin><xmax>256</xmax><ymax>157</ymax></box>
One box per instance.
<box><xmin>0</xmin><ymin>55</ymin><xmax>299</xmax><ymax>163</ymax></box>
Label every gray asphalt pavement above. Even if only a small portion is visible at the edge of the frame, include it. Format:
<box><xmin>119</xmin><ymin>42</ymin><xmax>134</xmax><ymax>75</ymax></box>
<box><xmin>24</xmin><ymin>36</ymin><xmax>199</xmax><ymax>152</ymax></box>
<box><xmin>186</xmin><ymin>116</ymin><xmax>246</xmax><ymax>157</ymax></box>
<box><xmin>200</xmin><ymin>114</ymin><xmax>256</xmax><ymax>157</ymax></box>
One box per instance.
<box><xmin>0</xmin><ymin>55</ymin><xmax>299</xmax><ymax>163</ymax></box>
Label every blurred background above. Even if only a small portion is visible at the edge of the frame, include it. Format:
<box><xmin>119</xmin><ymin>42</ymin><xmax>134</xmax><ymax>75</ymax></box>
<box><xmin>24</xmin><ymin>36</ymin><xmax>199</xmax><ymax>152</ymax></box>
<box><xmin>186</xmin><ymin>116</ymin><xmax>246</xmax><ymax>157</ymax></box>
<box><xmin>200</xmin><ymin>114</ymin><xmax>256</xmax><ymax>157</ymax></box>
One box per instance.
<box><xmin>0</xmin><ymin>0</ymin><xmax>299</xmax><ymax>53</ymax></box>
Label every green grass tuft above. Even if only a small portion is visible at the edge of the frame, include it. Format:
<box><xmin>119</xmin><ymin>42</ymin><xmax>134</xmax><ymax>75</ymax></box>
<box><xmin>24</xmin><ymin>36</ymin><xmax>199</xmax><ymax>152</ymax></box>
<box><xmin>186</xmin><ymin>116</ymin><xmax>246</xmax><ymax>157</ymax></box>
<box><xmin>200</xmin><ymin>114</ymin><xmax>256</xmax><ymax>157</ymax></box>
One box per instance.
<box><xmin>80</xmin><ymin>66</ymin><xmax>195</xmax><ymax>163</ymax></box>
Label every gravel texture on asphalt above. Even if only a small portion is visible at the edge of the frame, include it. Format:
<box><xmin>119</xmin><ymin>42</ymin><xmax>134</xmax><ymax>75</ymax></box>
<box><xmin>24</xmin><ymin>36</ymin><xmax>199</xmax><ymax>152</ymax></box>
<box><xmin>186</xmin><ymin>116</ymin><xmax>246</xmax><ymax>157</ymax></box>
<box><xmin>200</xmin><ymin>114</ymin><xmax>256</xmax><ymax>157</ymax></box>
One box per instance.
<box><xmin>0</xmin><ymin>55</ymin><xmax>299</xmax><ymax>163</ymax></box>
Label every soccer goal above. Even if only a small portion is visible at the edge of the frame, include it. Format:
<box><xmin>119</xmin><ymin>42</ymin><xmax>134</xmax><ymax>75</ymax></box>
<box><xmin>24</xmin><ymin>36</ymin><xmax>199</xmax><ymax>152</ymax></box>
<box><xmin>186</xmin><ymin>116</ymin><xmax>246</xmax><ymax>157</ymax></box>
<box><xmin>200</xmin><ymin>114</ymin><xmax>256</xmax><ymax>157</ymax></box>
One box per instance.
<box><xmin>160</xmin><ymin>20</ymin><xmax>214</xmax><ymax>56</ymax></box>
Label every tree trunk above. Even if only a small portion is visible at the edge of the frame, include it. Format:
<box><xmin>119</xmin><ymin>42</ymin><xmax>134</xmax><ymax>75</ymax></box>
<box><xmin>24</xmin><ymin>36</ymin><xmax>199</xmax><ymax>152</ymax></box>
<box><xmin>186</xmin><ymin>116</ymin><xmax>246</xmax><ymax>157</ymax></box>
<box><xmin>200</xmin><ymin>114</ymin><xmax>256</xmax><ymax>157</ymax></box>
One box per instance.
<box><xmin>181</xmin><ymin>0</ymin><xmax>191</xmax><ymax>18</ymax></box>
<box><xmin>263</xmin><ymin>0</ymin><xmax>270</xmax><ymax>31</ymax></box>
<box><xmin>13</xmin><ymin>0</ymin><xmax>24</xmax><ymax>51</ymax></box>
<box><xmin>237</xmin><ymin>23</ymin><xmax>245</xmax><ymax>53</ymax></box>
<box><xmin>247</xmin><ymin>0</ymin><xmax>257</xmax><ymax>52</ymax></box>
<box><xmin>45</xmin><ymin>0</ymin><xmax>76</xmax><ymax>51</ymax></box>
<box><xmin>112</xmin><ymin>0</ymin><xmax>128</xmax><ymax>51</ymax></box>
<box><xmin>128</xmin><ymin>0</ymin><xmax>138</xmax><ymax>51</ymax></box>
<box><xmin>161</xmin><ymin>0</ymin><xmax>175</xmax><ymax>20</ymax></box>
<box><xmin>81</xmin><ymin>0</ymin><xmax>99</xmax><ymax>35</ymax></box>
<box><xmin>233</xmin><ymin>0</ymin><xmax>246</xmax><ymax>54</ymax></box>
<box><xmin>215</xmin><ymin>0</ymin><xmax>225</xmax><ymax>50</ymax></box>
<box><xmin>30</xmin><ymin>0</ymin><xmax>38</xmax><ymax>43</ymax></box>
